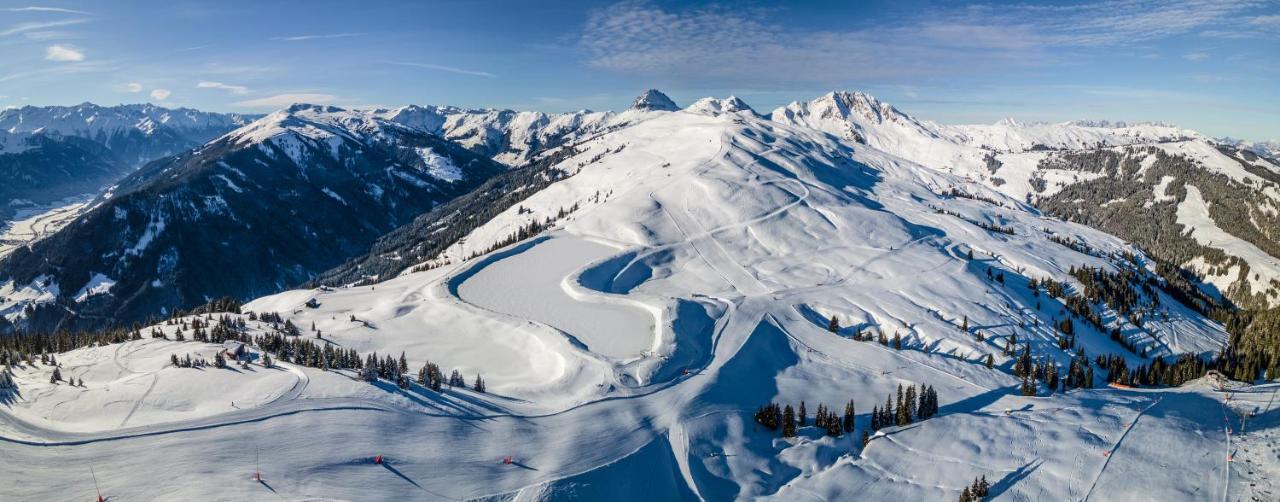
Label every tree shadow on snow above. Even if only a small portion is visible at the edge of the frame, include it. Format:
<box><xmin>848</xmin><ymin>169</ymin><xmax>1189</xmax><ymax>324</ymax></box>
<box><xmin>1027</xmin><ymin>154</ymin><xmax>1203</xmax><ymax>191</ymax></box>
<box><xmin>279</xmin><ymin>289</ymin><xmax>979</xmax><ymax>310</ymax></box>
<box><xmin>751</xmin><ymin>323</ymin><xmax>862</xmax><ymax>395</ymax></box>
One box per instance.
<box><xmin>989</xmin><ymin>459</ymin><xmax>1042</xmax><ymax>498</ymax></box>
<box><xmin>939</xmin><ymin>385</ymin><xmax>1014</xmax><ymax>416</ymax></box>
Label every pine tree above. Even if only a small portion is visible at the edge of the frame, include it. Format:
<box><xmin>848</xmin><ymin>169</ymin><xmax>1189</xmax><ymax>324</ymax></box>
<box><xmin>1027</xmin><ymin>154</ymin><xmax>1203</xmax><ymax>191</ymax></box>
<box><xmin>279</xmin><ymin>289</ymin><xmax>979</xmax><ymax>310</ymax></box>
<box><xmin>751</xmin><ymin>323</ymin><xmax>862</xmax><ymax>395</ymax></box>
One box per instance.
<box><xmin>905</xmin><ymin>385</ymin><xmax>917</xmax><ymax>424</ymax></box>
<box><xmin>871</xmin><ymin>405</ymin><xmax>880</xmax><ymax>430</ymax></box>
<box><xmin>985</xmin><ymin>354</ymin><xmax>994</xmax><ymax>369</ymax></box>
<box><xmin>861</xmin><ymin>429</ymin><xmax>870</xmax><ymax>446</ymax></box>
<box><xmin>843</xmin><ymin>400</ymin><xmax>855</xmax><ymax>433</ymax></box>
<box><xmin>474</xmin><ymin>375</ymin><xmax>486</xmax><ymax>393</ymax></box>
<box><xmin>782</xmin><ymin>405</ymin><xmax>797</xmax><ymax>438</ymax></box>
<box><xmin>1020</xmin><ymin>373</ymin><xmax>1036</xmax><ymax>396</ymax></box>
<box><xmin>893</xmin><ymin>332</ymin><xmax>903</xmax><ymax>350</ymax></box>
<box><xmin>50</xmin><ymin>367</ymin><xmax>61</xmax><ymax>383</ymax></box>
<box><xmin>895</xmin><ymin>384</ymin><xmax>907</xmax><ymax>425</ymax></box>
<box><xmin>399</xmin><ymin>352</ymin><xmax>409</xmax><ymax>375</ymax></box>
<box><xmin>828</xmin><ymin>315</ymin><xmax>840</xmax><ymax>333</ymax></box>
<box><xmin>799</xmin><ymin>401</ymin><xmax>807</xmax><ymax>426</ymax></box>
<box><xmin>962</xmin><ymin>316</ymin><xmax>969</xmax><ymax>332</ymax></box>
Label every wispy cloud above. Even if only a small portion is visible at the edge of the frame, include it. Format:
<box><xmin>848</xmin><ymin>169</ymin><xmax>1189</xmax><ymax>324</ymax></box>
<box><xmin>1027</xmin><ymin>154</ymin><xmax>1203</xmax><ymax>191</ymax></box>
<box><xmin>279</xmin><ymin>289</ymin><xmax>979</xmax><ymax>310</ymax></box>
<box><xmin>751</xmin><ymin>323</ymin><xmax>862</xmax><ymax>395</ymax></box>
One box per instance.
<box><xmin>383</xmin><ymin>60</ymin><xmax>496</xmax><ymax>78</ymax></box>
<box><xmin>0</xmin><ymin>18</ymin><xmax>88</xmax><ymax>37</ymax></box>
<box><xmin>0</xmin><ymin>61</ymin><xmax>112</xmax><ymax>83</ymax></box>
<box><xmin>196</xmin><ymin>81</ymin><xmax>250</xmax><ymax>95</ymax></box>
<box><xmin>45</xmin><ymin>44</ymin><xmax>83</xmax><ymax>61</ymax></box>
<box><xmin>149</xmin><ymin>89</ymin><xmax>170</xmax><ymax>101</ymax></box>
<box><xmin>578</xmin><ymin>0</ymin><xmax>1261</xmax><ymax>84</ymax></box>
<box><xmin>116</xmin><ymin>82</ymin><xmax>143</xmax><ymax>93</ymax></box>
<box><xmin>3</xmin><ymin>6</ymin><xmax>92</xmax><ymax>15</ymax></box>
<box><xmin>271</xmin><ymin>32</ymin><xmax>363</xmax><ymax>41</ymax></box>
<box><xmin>1183</xmin><ymin>51</ymin><xmax>1210</xmax><ymax>62</ymax></box>
<box><xmin>233</xmin><ymin>93</ymin><xmax>339</xmax><ymax>108</ymax></box>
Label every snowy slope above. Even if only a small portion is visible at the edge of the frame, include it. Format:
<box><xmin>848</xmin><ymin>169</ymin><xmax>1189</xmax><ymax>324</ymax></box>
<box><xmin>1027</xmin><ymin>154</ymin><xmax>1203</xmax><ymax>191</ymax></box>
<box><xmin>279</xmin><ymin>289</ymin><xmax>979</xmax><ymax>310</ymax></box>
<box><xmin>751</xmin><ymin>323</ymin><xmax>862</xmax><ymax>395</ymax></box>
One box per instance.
<box><xmin>2</xmin><ymin>95</ymin><xmax>1259</xmax><ymax>501</ymax></box>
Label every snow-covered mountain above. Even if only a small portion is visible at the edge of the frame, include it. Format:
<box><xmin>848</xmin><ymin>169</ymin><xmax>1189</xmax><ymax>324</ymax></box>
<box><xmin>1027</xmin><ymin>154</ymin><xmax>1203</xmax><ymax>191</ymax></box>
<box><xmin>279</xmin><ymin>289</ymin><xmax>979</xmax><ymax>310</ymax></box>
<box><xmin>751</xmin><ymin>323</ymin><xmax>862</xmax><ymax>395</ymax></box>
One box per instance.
<box><xmin>6</xmin><ymin>92</ymin><xmax>1266</xmax><ymax>501</ymax></box>
<box><xmin>774</xmin><ymin>91</ymin><xmax>1280</xmax><ymax>307</ymax></box>
<box><xmin>0</xmin><ymin>104</ymin><xmax>505</xmax><ymax>331</ymax></box>
<box><xmin>0</xmin><ymin>103</ymin><xmax>254</xmax><ymax>220</ymax></box>
<box><xmin>0</xmin><ymin>102</ymin><xmax>255</xmax><ymax>166</ymax></box>
<box><xmin>357</xmin><ymin>89</ymin><xmax>678</xmax><ymax>167</ymax></box>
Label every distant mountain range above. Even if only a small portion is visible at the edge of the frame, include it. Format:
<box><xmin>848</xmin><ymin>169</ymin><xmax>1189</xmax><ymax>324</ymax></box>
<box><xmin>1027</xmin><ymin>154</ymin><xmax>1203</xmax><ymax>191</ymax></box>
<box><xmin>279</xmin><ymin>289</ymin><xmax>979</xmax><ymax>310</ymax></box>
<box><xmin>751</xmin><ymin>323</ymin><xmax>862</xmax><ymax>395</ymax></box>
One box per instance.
<box><xmin>0</xmin><ymin>103</ymin><xmax>255</xmax><ymax>219</ymax></box>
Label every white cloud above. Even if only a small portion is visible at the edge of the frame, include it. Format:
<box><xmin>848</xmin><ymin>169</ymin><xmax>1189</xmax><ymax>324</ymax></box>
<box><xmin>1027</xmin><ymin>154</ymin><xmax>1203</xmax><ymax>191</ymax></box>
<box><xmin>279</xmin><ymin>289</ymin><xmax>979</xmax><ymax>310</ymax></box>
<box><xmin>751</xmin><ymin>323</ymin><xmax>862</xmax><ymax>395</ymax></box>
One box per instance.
<box><xmin>232</xmin><ymin>93</ymin><xmax>338</xmax><ymax>109</ymax></box>
<box><xmin>118</xmin><ymin>82</ymin><xmax>143</xmax><ymax>93</ymax></box>
<box><xmin>383</xmin><ymin>61</ymin><xmax>496</xmax><ymax>78</ymax></box>
<box><xmin>3</xmin><ymin>6</ymin><xmax>92</xmax><ymax>15</ymax></box>
<box><xmin>578</xmin><ymin>0</ymin><xmax>1260</xmax><ymax>84</ymax></box>
<box><xmin>196</xmin><ymin>81</ymin><xmax>250</xmax><ymax>95</ymax></box>
<box><xmin>271</xmin><ymin>32</ymin><xmax>362</xmax><ymax>41</ymax></box>
<box><xmin>149</xmin><ymin>89</ymin><xmax>171</xmax><ymax>101</ymax></box>
<box><xmin>45</xmin><ymin>44</ymin><xmax>84</xmax><ymax>61</ymax></box>
<box><xmin>1183</xmin><ymin>51</ymin><xmax>1210</xmax><ymax>62</ymax></box>
<box><xmin>1</xmin><ymin>18</ymin><xmax>88</xmax><ymax>37</ymax></box>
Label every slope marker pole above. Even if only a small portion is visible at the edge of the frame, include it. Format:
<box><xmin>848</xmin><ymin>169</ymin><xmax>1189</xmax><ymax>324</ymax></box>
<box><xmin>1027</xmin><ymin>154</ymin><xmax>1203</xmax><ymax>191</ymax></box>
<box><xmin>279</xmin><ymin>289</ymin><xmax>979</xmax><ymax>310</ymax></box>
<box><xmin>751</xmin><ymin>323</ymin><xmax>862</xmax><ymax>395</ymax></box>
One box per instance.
<box><xmin>91</xmin><ymin>465</ymin><xmax>103</xmax><ymax>502</ymax></box>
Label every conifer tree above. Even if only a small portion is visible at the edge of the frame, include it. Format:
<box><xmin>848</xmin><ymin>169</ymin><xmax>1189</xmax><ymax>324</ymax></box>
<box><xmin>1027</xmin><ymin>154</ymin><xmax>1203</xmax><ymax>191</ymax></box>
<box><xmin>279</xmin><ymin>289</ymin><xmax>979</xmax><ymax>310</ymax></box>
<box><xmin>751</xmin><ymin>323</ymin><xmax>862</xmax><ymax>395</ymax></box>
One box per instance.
<box><xmin>828</xmin><ymin>315</ymin><xmax>840</xmax><ymax>333</ymax></box>
<box><xmin>50</xmin><ymin>367</ymin><xmax>61</xmax><ymax>383</ymax></box>
<box><xmin>474</xmin><ymin>375</ymin><xmax>486</xmax><ymax>393</ymax></box>
<box><xmin>799</xmin><ymin>401</ymin><xmax>807</xmax><ymax>426</ymax></box>
<box><xmin>843</xmin><ymin>400</ymin><xmax>855</xmax><ymax>433</ymax></box>
<box><xmin>782</xmin><ymin>405</ymin><xmax>797</xmax><ymax>438</ymax></box>
<box><xmin>985</xmin><ymin>354</ymin><xmax>994</xmax><ymax>369</ymax></box>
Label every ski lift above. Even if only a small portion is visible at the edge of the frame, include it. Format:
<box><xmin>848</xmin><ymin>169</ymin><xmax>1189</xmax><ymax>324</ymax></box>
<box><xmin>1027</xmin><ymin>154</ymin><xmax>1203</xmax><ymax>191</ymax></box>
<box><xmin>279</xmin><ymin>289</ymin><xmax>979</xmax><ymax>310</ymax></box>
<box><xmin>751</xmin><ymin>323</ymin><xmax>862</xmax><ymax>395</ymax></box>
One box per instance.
<box><xmin>374</xmin><ymin>455</ymin><xmax>383</xmax><ymax>465</ymax></box>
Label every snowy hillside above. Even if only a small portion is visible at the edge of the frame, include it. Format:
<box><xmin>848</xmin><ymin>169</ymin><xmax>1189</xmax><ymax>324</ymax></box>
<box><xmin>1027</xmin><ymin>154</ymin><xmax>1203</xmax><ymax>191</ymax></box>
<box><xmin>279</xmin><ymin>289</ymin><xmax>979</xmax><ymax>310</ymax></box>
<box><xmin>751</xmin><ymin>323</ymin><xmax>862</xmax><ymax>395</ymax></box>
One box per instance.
<box><xmin>0</xmin><ymin>104</ymin><xmax>506</xmax><ymax>332</ymax></box>
<box><xmin>773</xmin><ymin>91</ymin><xmax>1280</xmax><ymax>308</ymax></box>
<box><xmin>5</xmin><ymin>95</ymin><xmax>1267</xmax><ymax>501</ymax></box>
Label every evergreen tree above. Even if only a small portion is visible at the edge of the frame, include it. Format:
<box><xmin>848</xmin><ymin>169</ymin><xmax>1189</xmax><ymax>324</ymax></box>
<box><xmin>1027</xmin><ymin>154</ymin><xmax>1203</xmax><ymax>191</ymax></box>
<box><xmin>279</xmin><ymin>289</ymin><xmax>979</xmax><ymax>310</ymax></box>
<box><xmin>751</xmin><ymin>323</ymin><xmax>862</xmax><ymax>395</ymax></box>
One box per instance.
<box><xmin>985</xmin><ymin>354</ymin><xmax>994</xmax><ymax>369</ymax></box>
<box><xmin>398</xmin><ymin>352</ymin><xmax>409</xmax><ymax>376</ymax></box>
<box><xmin>896</xmin><ymin>384</ymin><xmax>909</xmax><ymax>426</ymax></box>
<box><xmin>904</xmin><ymin>386</ymin><xmax>917</xmax><ymax>423</ymax></box>
<box><xmin>893</xmin><ymin>332</ymin><xmax>903</xmax><ymax>350</ymax></box>
<box><xmin>799</xmin><ymin>401</ymin><xmax>807</xmax><ymax>426</ymax></box>
<box><xmin>861</xmin><ymin>429</ymin><xmax>870</xmax><ymax>446</ymax></box>
<box><xmin>782</xmin><ymin>405</ymin><xmax>797</xmax><ymax>438</ymax></box>
<box><xmin>843</xmin><ymin>400</ymin><xmax>855</xmax><ymax>433</ymax></box>
<box><xmin>474</xmin><ymin>375</ymin><xmax>486</xmax><ymax>393</ymax></box>
<box><xmin>50</xmin><ymin>367</ymin><xmax>61</xmax><ymax>383</ymax></box>
<box><xmin>828</xmin><ymin>315</ymin><xmax>840</xmax><ymax>333</ymax></box>
<box><xmin>1020</xmin><ymin>373</ymin><xmax>1036</xmax><ymax>396</ymax></box>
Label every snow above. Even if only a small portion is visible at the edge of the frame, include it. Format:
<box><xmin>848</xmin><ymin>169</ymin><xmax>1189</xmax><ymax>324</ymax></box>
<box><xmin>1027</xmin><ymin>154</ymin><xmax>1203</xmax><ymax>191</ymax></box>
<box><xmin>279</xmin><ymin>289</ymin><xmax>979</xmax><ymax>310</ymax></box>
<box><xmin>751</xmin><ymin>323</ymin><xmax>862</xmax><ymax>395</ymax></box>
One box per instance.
<box><xmin>1176</xmin><ymin>185</ymin><xmax>1280</xmax><ymax>296</ymax></box>
<box><xmin>1153</xmin><ymin>175</ymin><xmax>1178</xmax><ymax>203</ymax></box>
<box><xmin>413</xmin><ymin>146</ymin><xmax>463</xmax><ymax>182</ymax></box>
<box><xmin>3</xmin><ymin>93</ymin><xmax>1269</xmax><ymax>501</ymax></box>
<box><xmin>72</xmin><ymin>273</ymin><xmax>115</xmax><ymax>302</ymax></box>
<box><xmin>456</xmin><ymin>235</ymin><xmax>656</xmax><ymax>360</ymax></box>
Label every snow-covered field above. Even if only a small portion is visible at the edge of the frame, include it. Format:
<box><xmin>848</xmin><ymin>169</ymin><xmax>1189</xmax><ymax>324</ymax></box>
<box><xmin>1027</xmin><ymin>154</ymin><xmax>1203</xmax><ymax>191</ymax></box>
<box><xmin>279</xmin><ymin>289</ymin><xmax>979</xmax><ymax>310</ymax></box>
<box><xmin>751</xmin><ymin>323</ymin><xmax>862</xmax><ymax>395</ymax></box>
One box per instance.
<box><xmin>2</xmin><ymin>99</ymin><xmax>1273</xmax><ymax>500</ymax></box>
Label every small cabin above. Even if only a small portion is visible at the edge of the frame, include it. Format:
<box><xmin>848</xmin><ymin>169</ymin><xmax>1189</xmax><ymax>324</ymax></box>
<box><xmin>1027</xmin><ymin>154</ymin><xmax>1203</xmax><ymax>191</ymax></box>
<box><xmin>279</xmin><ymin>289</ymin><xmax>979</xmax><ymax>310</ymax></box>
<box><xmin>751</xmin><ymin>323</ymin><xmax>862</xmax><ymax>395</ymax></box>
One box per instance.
<box><xmin>222</xmin><ymin>341</ymin><xmax>246</xmax><ymax>359</ymax></box>
<box><xmin>305</xmin><ymin>298</ymin><xmax>321</xmax><ymax>309</ymax></box>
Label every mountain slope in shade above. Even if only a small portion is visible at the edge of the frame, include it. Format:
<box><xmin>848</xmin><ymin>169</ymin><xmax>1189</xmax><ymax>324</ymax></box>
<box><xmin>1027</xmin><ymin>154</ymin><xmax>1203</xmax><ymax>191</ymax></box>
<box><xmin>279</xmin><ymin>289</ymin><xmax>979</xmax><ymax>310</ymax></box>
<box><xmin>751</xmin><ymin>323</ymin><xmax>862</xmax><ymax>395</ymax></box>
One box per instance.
<box><xmin>0</xmin><ymin>104</ymin><xmax>504</xmax><ymax>331</ymax></box>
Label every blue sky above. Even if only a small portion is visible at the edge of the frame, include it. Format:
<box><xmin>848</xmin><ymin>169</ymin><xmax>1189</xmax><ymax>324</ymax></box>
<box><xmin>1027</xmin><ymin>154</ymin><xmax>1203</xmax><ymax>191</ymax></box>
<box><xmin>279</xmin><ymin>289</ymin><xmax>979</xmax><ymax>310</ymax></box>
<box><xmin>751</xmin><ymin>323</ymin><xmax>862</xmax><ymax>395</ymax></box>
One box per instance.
<box><xmin>1</xmin><ymin>0</ymin><xmax>1277</xmax><ymax>139</ymax></box>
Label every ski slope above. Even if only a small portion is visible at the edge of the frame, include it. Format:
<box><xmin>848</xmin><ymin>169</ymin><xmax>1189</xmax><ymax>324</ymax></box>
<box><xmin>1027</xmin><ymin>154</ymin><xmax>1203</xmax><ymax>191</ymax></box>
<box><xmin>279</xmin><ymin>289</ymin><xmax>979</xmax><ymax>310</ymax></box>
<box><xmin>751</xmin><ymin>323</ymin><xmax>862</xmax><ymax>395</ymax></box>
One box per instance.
<box><xmin>2</xmin><ymin>98</ymin><xmax>1271</xmax><ymax>501</ymax></box>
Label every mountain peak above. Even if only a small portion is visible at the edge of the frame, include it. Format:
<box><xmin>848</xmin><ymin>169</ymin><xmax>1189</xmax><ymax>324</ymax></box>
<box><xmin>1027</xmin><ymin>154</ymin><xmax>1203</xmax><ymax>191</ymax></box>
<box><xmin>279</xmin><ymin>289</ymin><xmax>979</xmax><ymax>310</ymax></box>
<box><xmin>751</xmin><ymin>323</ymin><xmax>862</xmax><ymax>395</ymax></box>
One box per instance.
<box><xmin>686</xmin><ymin>96</ymin><xmax>756</xmax><ymax>115</ymax></box>
<box><xmin>630</xmin><ymin>89</ymin><xmax>678</xmax><ymax>111</ymax></box>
